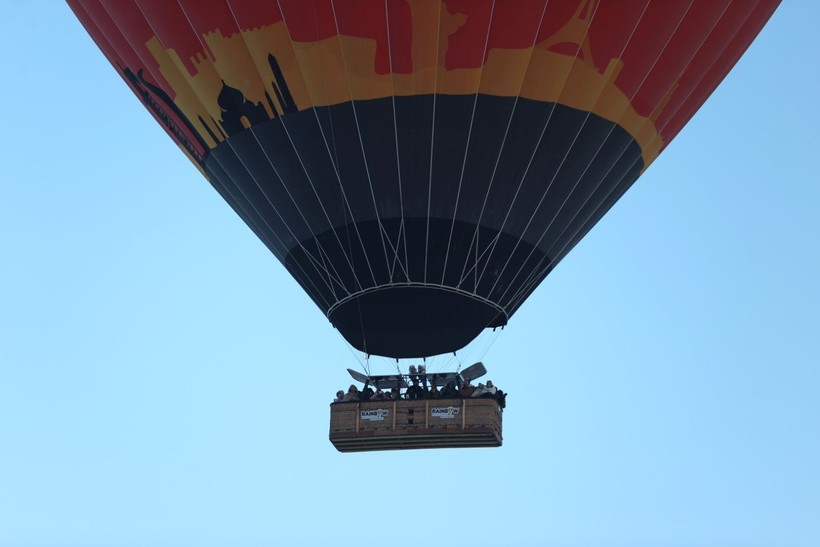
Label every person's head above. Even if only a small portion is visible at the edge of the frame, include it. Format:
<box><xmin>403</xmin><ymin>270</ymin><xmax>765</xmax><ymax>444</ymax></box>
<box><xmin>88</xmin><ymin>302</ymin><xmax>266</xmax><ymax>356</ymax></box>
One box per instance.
<box><xmin>486</xmin><ymin>381</ymin><xmax>494</xmax><ymax>388</ymax></box>
<box><xmin>336</xmin><ymin>390</ymin><xmax>344</xmax><ymax>399</ymax></box>
<box><xmin>348</xmin><ymin>384</ymin><xmax>358</xmax><ymax>393</ymax></box>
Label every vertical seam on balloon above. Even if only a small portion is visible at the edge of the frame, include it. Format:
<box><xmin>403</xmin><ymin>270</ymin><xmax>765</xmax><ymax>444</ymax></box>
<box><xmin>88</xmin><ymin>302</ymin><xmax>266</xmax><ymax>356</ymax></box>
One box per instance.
<box><xmin>213</xmin><ymin>172</ymin><xmax>337</xmax><ymax>311</ymax></box>
<box><xmin>203</xmin><ymin>159</ymin><xmax>290</xmax><ymax>265</ymax></box>
<box><xmin>217</xmin><ymin>137</ymin><xmax>348</xmax><ymax>300</ymax></box>
<box><xmin>494</xmin><ymin>0</ymin><xmax>697</xmax><ymax>309</ymax></box>
<box><xmin>440</xmin><ymin>0</ymin><xmax>498</xmax><ymax>287</ymax></box>
<box><xmin>274</xmin><ymin>0</ymin><xmax>377</xmax><ymax>294</ymax></box>
<box><xmin>248</xmin><ymin>122</ymin><xmax>356</xmax><ymax>296</ymax></box>
<box><xmin>453</xmin><ymin>0</ymin><xmax>552</xmax><ymax>292</ymax></box>
<box><xmin>424</xmin><ymin>2</ymin><xmax>444</xmax><ymax>285</ymax></box>
<box><xmin>484</xmin><ymin>0</ymin><xmax>655</xmax><ymax>303</ymax></box>
<box><xmin>276</xmin><ymin>0</ymin><xmax>376</xmax><ymax>294</ymax></box>
<box><xmin>327</xmin><ymin>0</ymin><xmax>397</xmax><ymax>287</ymax></box>
<box><xmin>220</xmin><ymin>0</ymin><xmax>340</xmax><ymax>298</ymax></box>
<box><xmin>470</xmin><ymin>0</ymin><xmax>606</xmax><ymax>297</ymax></box>
<box><xmin>494</xmin><ymin>0</ymin><xmax>702</xmax><ymax>306</ymax></box>
<box><xmin>643</xmin><ymin>1</ymin><xmax>771</xmax><ymax>150</ymax></box>
<box><xmin>505</xmin><ymin>0</ymin><xmax>742</xmax><ymax>313</ymax></box>
<box><xmin>299</xmin><ymin>0</ymin><xmax>376</xmax><ymax>355</ymax></box>
<box><xmin>488</xmin><ymin>0</ymin><xmax>664</xmax><ymax>300</ymax></box>
<box><xmin>384</xmin><ymin>0</ymin><xmax>411</xmax><ymax>283</ymax></box>
<box><xmin>204</xmin><ymin>148</ymin><xmax>337</xmax><ymax>310</ymax></box>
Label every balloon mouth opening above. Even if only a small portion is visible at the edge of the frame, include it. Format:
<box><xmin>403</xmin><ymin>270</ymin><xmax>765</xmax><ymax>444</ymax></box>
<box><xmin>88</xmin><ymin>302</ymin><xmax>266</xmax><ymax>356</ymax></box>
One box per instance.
<box><xmin>328</xmin><ymin>285</ymin><xmax>507</xmax><ymax>359</ymax></box>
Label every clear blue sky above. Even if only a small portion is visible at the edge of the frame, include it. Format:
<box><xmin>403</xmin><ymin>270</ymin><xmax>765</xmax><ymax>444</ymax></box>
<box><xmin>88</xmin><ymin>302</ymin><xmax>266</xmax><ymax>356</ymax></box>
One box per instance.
<box><xmin>2</xmin><ymin>2</ymin><xmax>818</xmax><ymax>546</ymax></box>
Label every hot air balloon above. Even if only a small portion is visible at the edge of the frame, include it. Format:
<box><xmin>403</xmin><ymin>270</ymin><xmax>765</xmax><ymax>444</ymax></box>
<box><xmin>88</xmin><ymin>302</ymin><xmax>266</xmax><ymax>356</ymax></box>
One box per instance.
<box><xmin>67</xmin><ymin>0</ymin><xmax>779</xmax><ymax>362</ymax></box>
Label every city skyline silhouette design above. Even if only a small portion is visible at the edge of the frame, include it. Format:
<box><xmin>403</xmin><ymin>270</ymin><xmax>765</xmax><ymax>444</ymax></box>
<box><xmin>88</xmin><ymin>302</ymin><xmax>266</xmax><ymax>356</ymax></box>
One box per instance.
<box><xmin>122</xmin><ymin>53</ymin><xmax>297</xmax><ymax>168</ymax></box>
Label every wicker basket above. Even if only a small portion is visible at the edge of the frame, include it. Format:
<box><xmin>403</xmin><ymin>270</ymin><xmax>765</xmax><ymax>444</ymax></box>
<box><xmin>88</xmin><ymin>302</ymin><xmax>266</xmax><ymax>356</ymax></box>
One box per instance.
<box><xmin>329</xmin><ymin>397</ymin><xmax>502</xmax><ymax>452</ymax></box>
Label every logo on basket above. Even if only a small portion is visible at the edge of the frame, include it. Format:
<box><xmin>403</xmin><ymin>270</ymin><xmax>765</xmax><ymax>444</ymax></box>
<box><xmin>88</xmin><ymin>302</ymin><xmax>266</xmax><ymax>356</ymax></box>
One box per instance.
<box><xmin>361</xmin><ymin>408</ymin><xmax>390</xmax><ymax>421</ymax></box>
<box><xmin>431</xmin><ymin>406</ymin><xmax>460</xmax><ymax>419</ymax></box>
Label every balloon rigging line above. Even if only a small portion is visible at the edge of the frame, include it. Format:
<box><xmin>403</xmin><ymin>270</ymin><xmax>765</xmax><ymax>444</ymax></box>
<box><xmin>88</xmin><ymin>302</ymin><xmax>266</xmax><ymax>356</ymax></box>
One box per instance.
<box><xmin>450</xmin><ymin>0</ymin><xmax>550</xmax><ymax>291</ymax></box>
<box><xmin>274</xmin><ymin>0</ymin><xmax>376</xmax><ymax>294</ymax></box>
<box><xmin>481</xmin><ymin>0</ymin><xmax>653</xmax><ymax>301</ymax></box>
<box><xmin>236</xmin><ymin>118</ymin><xmax>350</xmax><ymax>299</ymax></box>
<box><xmin>384</xmin><ymin>0</ymin><xmax>411</xmax><ymax>283</ymax></box>
<box><xmin>198</xmin><ymin>160</ymin><xmax>290</xmax><ymax>269</ymax></box>
<box><xmin>218</xmin><ymin>1</ymin><xmax>343</xmax><ymax>297</ymax></box>
<box><xmin>501</xmin><ymin>0</ymin><xmax>720</xmax><ymax>310</ymax></box>
<box><xmin>387</xmin><ymin>220</ymin><xmax>408</xmax><ymax>282</ymax></box>
<box><xmin>244</xmin><ymin>119</ymin><xmax>350</xmax><ymax>293</ymax></box>
<box><xmin>213</xmin><ymin>140</ymin><xmax>340</xmax><ymax>302</ymax></box>
<box><xmin>424</xmin><ymin>1</ymin><xmax>444</xmax><ymax>285</ymax></box>
<box><xmin>494</xmin><ymin>0</ymin><xmax>704</xmax><ymax>307</ymax></box>
<box><xmin>344</xmin><ymin>336</ymin><xmax>370</xmax><ymax>377</ymax></box>
<box><xmin>505</xmin><ymin>0</ymin><xmax>735</xmax><ymax>313</ymax></box>
<box><xmin>453</xmin><ymin>0</ymin><xmax>551</xmax><ymax>289</ymax></box>
<box><xmin>282</xmin><ymin>0</ymin><xmax>388</xmax><ymax>349</ymax></box>
<box><xmin>483</xmin><ymin>2</ymin><xmax>657</xmax><ymax>300</ymax></box>
<box><xmin>274</xmin><ymin>0</ymin><xmax>379</xmax><ymax>294</ymax></box>
<box><xmin>204</xmin><ymin>151</ymin><xmax>335</xmax><ymax>309</ymax></box>
<box><xmin>313</xmin><ymin>0</ymin><xmax>409</xmax><ymax>289</ymax></box>
<box><xmin>471</xmin><ymin>0</ymin><xmax>606</xmax><ymax>297</ymax></box>
<box><xmin>256</xmin><ymin>117</ymin><xmax>359</xmax><ymax>294</ymax></box>
<box><xmin>440</xmin><ymin>0</ymin><xmax>497</xmax><ymax>284</ymax></box>
<box><xmin>328</xmin><ymin>1</ymin><xmax>397</xmax><ymax>286</ymax></box>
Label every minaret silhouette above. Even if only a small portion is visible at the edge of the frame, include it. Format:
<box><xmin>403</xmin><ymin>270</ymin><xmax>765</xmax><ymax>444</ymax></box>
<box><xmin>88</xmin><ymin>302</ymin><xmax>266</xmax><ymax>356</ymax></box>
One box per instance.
<box><xmin>268</xmin><ymin>54</ymin><xmax>297</xmax><ymax>114</ymax></box>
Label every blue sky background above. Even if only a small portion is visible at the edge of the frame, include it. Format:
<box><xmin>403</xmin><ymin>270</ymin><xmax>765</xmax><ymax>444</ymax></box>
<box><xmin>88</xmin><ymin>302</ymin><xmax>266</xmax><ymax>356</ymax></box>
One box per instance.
<box><xmin>1</xmin><ymin>2</ymin><xmax>818</xmax><ymax>546</ymax></box>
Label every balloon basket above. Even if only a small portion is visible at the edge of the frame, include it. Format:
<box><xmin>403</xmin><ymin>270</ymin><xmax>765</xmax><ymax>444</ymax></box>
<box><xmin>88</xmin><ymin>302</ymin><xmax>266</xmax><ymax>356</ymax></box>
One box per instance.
<box><xmin>329</xmin><ymin>397</ymin><xmax>502</xmax><ymax>452</ymax></box>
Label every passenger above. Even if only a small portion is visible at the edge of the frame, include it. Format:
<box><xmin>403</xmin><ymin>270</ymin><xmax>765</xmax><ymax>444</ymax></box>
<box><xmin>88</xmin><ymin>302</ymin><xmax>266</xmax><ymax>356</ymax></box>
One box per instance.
<box><xmin>472</xmin><ymin>380</ymin><xmax>498</xmax><ymax>398</ymax></box>
<box><xmin>405</xmin><ymin>378</ymin><xmax>424</xmax><ymax>400</ymax></box>
<box><xmin>389</xmin><ymin>387</ymin><xmax>400</xmax><ymax>400</ymax></box>
<box><xmin>333</xmin><ymin>390</ymin><xmax>345</xmax><ymax>403</ymax></box>
<box><xmin>460</xmin><ymin>381</ymin><xmax>475</xmax><ymax>398</ymax></box>
<box><xmin>363</xmin><ymin>386</ymin><xmax>375</xmax><ymax>400</ymax></box>
<box><xmin>370</xmin><ymin>388</ymin><xmax>384</xmax><ymax>400</ymax></box>
<box><xmin>495</xmin><ymin>388</ymin><xmax>507</xmax><ymax>409</ymax></box>
<box><xmin>441</xmin><ymin>381</ymin><xmax>459</xmax><ymax>398</ymax></box>
<box><xmin>343</xmin><ymin>384</ymin><xmax>360</xmax><ymax>402</ymax></box>
<box><xmin>418</xmin><ymin>364</ymin><xmax>428</xmax><ymax>391</ymax></box>
<box><xmin>428</xmin><ymin>383</ymin><xmax>440</xmax><ymax>399</ymax></box>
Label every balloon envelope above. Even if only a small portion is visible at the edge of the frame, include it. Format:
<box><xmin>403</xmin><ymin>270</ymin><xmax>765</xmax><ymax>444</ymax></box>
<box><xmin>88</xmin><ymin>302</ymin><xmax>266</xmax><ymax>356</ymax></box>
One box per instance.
<box><xmin>68</xmin><ymin>0</ymin><xmax>779</xmax><ymax>358</ymax></box>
